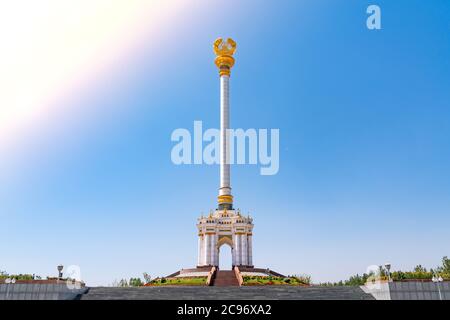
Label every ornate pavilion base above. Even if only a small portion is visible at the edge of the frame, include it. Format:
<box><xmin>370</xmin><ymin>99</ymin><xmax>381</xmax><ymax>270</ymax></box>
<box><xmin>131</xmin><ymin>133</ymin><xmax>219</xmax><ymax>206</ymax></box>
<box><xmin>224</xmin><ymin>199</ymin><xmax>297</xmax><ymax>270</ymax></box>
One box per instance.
<box><xmin>196</xmin><ymin>208</ymin><xmax>254</xmax><ymax>268</ymax></box>
<box><xmin>166</xmin><ymin>266</ymin><xmax>285</xmax><ymax>279</ymax></box>
<box><xmin>238</xmin><ymin>267</ymin><xmax>286</xmax><ymax>278</ymax></box>
<box><xmin>166</xmin><ymin>267</ymin><xmax>212</xmax><ymax>279</ymax></box>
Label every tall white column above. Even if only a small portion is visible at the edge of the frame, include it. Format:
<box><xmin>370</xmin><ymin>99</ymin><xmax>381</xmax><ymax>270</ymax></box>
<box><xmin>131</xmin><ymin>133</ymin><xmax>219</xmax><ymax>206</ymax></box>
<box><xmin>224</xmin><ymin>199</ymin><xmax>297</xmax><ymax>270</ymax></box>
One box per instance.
<box><xmin>215</xmin><ymin>234</ymin><xmax>219</xmax><ymax>266</ymax></box>
<box><xmin>219</xmin><ymin>75</ymin><xmax>231</xmax><ymax>197</ymax></box>
<box><xmin>215</xmin><ymin>247</ymin><xmax>219</xmax><ymax>267</ymax></box>
<box><xmin>232</xmin><ymin>233</ymin><xmax>237</xmax><ymax>267</ymax></box>
<box><xmin>205</xmin><ymin>234</ymin><xmax>210</xmax><ymax>265</ymax></box>
<box><xmin>210</xmin><ymin>234</ymin><xmax>214</xmax><ymax>266</ymax></box>
<box><xmin>216</xmin><ymin>235</ymin><xmax>220</xmax><ymax>266</ymax></box>
<box><xmin>235</xmin><ymin>234</ymin><xmax>241</xmax><ymax>266</ymax></box>
<box><xmin>214</xmin><ymin>38</ymin><xmax>236</xmax><ymax>208</ymax></box>
<box><xmin>201</xmin><ymin>235</ymin><xmax>206</xmax><ymax>266</ymax></box>
<box><xmin>211</xmin><ymin>234</ymin><xmax>217</xmax><ymax>266</ymax></box>
<box><xmin>209</xmin><ymin>234</ymin><xmax>212</xmax><ymax>266</ymax></box>
<box><xmin>197</xmin><ymin>236</ymin><xmax>202</xmax><ymax>266</ymax></box>
<box><xmin>241</xmin><ymin>234</ymin><xmax>248</xmax><ymax>266</ymax></box>
<box><xmin>209</xmin><ymin>234</ymin><xmax>213</xmax><ymax>266</ymax></box>
<box><xmin>231</xmin><ymin>246</ymin><xmax>236</xmax><ymax>267</ymax></box>
<box><xmin>248</xmin><ymin>235</ymin><xmax>253</xmax><ymax>267</ymax></box>
<box><xmin>205</xmin><ymin>236</ymin><xmax>209</xmax><ymax>266</ymax></box>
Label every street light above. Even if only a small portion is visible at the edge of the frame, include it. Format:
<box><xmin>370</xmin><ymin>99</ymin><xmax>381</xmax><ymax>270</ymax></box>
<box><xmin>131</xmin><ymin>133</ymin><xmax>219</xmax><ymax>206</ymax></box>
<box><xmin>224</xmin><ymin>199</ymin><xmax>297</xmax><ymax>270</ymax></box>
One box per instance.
<box><xmin>57</xmin><ymin>265</ymin><xmax>64</xmax><ymax>280</ymax></box>
<box><xmin>384</xmin><ymin>263</ymin><xmax>391</xmax><ymax>282</ymax></box>
<box><xmin>432</xmin><ymin>275</ymin><xmax>443</xmax><ymax>301</ymax></box>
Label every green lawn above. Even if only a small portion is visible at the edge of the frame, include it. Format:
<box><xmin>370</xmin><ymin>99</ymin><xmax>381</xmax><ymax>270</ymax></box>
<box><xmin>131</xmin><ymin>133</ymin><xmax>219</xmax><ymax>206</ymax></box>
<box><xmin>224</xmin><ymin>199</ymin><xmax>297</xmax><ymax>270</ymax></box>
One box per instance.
<box><xmin>148</xmin><ymin>277</ymin><xmax>207</xmax><ymax>286</ymax></box>
<box><xmin>242</xmin><ymin>275</ymin><xmax>310</xmax><ymax>286</ymax></box>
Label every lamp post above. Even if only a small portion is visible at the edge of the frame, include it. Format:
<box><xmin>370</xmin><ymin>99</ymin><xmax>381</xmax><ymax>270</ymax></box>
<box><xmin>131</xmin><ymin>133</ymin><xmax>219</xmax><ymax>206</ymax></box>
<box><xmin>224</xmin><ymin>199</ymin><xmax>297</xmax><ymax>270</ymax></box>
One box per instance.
<box><xmin>432</xmin><ymin>275</ymin><xmax>443</xmax><ymax>301</ymax></box>
<box><xmin>378</xmin><ymin>265</ymin><xmax>383</xmax><ymax>281</ymax></box>
<box><xmin>57</xmin><ymin>265</ymin><xmax>64</xmax><ymax>280</ymax></box>
<box><xmin>384</xmin><ymin>263</ymin><xmax>391</xmax><ymax>282</ymax></box>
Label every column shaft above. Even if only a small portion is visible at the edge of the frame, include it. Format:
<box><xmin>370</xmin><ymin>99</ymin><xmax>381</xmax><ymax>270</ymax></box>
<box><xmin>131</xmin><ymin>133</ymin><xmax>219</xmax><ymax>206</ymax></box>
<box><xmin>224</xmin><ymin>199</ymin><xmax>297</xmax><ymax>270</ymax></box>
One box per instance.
<box><xmin>219</xmin><ymin>75</ymin><xmax>231</xmax><ymax>196</ymax></box>
<box><xmin>203</xmin><ymin>234</ymin><xmax>211</xmax><ymax>265</ymax></box>
<box><xmin>235</xmin><ymin>234</ymin><xmax>241</xmax><ymax>266</ymax></box>
<box><xmin>201</xmin><ymin>235</ymin><xmax>206</xmax><ymax>266</ymax></box>
<box><xmin>211</xmin><ymin>234</ymin><xmax>216</xmax><ymax>266</ymax></box>
<box><xmin>232</xmin><ymin>234</ymin><xmax>236</xmax><ymax>267</ymax></box>
<box><xmin>248</xmin><ymin>235</ymin><xmax>253</xmax><ymax>267</ymax></box>
<box><xmin>241</xmin><ymin>234</ymin><xmax>248</xmax><ymax>266</ymax></box>
<box><xmin>198</xmin><ymin>236</ymin><xmax>202</xmax><ymax>266</ymax></box>
<box><xmin>216</xmin><ymin>235</ymin><xmax>220</xmax><ymax>266</ymax></box>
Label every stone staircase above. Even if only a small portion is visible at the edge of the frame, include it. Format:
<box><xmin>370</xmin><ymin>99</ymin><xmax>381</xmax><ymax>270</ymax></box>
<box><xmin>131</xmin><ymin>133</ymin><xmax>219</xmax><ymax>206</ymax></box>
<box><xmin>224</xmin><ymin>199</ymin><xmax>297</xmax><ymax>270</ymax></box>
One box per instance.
<box><xmin>82</xmin><ymin>286</ymin><xmax>374</xmax><ymax>300</ymax></box>
<box><xmin>211</xmin><ymin>270</ymin><xmax>239</xmax><ymax>287</ymax></box>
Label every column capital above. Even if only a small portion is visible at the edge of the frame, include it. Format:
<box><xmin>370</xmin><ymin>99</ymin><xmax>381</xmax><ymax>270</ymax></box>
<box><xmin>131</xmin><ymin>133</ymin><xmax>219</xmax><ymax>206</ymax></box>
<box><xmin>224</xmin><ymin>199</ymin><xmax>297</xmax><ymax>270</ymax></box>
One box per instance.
<box><xmin>214</xmin><ymin>38</ymin><xmax>236</xmax><ymax>77</ymax></box>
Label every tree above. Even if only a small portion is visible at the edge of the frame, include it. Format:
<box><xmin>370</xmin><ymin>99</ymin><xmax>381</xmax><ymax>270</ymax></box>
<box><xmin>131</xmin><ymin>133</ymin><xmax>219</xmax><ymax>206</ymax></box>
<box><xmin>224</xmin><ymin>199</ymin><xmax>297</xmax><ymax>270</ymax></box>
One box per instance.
<box><xmin>344</xmin><ymin>273</ymin><xmax>372</xmax><ymax>286</ymax></box>
<box><xmin>118</xmin><ymin>279</ymin><xmax>128</xmax><ymax>287</ymax></box>
<box><xmin>414</xmin><ymin>265</ymin><xmax>427</xmax><ymax>273</ymax></box>
<box><xmin>441</xmin><ymin>256</ymin><xmax>450</xmax><ymax>273</ymax></box>
<box><xmin>129</xmin><ymin>278</ymin><xmax>143</xmax><ymax>287</ymax></box>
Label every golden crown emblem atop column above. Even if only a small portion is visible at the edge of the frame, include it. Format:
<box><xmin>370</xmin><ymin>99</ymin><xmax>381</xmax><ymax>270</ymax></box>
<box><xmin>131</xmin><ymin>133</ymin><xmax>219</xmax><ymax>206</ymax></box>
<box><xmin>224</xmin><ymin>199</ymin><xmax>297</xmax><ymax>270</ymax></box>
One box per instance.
<box><xmin>213</xmin><ymin>38</ymin><xmax>237</xmax><ymax>77</ymax></box>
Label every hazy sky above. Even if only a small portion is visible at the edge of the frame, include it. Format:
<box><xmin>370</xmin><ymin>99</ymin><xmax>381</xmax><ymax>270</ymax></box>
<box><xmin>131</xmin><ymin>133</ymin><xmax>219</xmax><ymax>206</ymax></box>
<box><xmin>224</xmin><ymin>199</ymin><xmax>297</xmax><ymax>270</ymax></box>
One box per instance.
<box><xmin>1</xmin><ymin>0</ymin><xmax>449</xmax><ymax>286</ymax></box>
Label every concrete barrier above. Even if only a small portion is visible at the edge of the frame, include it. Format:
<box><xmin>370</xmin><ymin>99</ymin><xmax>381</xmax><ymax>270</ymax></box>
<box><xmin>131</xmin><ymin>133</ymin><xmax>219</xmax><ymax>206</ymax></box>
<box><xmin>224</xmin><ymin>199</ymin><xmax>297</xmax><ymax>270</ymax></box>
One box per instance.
<box><xmin>389</xmin><ymin>281</ymin><xmax>450</xmax><ymax>300</ymax></box>
<box><xmin>0</xmin><ymin>283</ymin><xmax>88</xmax><ymax>300</ymax></box>
<box><xmin>362</xmin><ymin>281</ymin><xmax>450</xmax><ymax>300</ymax></box>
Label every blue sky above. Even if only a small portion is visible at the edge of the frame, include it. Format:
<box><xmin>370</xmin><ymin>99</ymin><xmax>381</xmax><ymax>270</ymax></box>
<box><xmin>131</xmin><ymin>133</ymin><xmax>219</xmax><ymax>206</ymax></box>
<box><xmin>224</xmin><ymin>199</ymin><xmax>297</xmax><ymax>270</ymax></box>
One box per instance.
<box><xmin>1</xmin><ymin>0</ymin><xmax>449</xmax><ymax>285</ymax></box>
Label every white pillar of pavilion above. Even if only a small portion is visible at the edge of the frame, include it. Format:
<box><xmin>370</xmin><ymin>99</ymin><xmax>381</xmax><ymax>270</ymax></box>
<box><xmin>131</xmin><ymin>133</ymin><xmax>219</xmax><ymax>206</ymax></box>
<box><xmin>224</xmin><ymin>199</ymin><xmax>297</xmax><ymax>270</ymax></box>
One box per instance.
<box><xmin>248</xmin><ymin>234</ymin><xmax>253</xmax><ymax>267</ymax></box>
<box><xmin>197</xmin><ymin>236</ymin><xmax>202</xmax><ymax>266</ymax></box>
<box><xmin>241</xmin><ymin>234</ymin><xmax>248</xmax><ymax>266</ymax></box>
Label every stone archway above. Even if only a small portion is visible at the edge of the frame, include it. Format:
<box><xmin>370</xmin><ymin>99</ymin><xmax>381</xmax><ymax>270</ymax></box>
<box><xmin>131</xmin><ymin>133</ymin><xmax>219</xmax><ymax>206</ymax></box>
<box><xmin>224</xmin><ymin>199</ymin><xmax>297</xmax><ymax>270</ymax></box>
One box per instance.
<box><xmin>217</xmin><ymin>236</ymin><xmax>233</xmax><ymax>270</ymax></box>
<box><xmin>218</xmin><ymin>243</ymin><xmax>233</xmax><ymax>270</ymax></box>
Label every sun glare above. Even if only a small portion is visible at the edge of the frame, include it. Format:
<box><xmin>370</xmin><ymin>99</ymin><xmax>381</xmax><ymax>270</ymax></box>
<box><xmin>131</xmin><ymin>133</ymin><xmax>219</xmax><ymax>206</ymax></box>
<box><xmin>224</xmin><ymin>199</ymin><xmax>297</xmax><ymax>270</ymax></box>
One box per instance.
<box><xmin>0</xmin><ymin>0</ymin><xmax>183</xmax><ymax>150</ymax></box>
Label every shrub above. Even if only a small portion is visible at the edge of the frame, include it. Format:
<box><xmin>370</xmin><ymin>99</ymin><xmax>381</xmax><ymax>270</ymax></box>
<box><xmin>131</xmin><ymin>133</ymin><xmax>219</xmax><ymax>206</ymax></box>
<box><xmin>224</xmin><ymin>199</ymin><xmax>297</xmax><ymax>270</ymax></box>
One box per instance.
<box><xmin>293</xmin><ymin>274</ymin><xmax>312</xmax><ymax>285</ymax></box>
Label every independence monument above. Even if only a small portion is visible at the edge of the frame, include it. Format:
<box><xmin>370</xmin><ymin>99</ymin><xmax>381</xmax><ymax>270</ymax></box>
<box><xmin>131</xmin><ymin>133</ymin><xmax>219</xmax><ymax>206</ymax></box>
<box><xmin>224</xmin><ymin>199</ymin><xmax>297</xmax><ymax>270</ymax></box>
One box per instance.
<box><xmin>196</xmin><ymin>38</ymin><xmax>254</xmax><ymax>268</ymax></box>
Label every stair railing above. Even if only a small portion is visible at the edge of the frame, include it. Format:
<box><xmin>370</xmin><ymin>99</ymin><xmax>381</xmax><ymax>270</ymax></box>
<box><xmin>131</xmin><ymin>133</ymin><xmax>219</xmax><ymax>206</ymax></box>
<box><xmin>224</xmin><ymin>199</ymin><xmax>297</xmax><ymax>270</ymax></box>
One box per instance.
<box><xmin>234</xmin><ymin>266</ymin><xmax>244</xmax><ymax>286</ymax></box>
<box><xmin>206</xmin><ymin>266</ymin><xmax>216</xmax><ymax>286</ymax></box>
